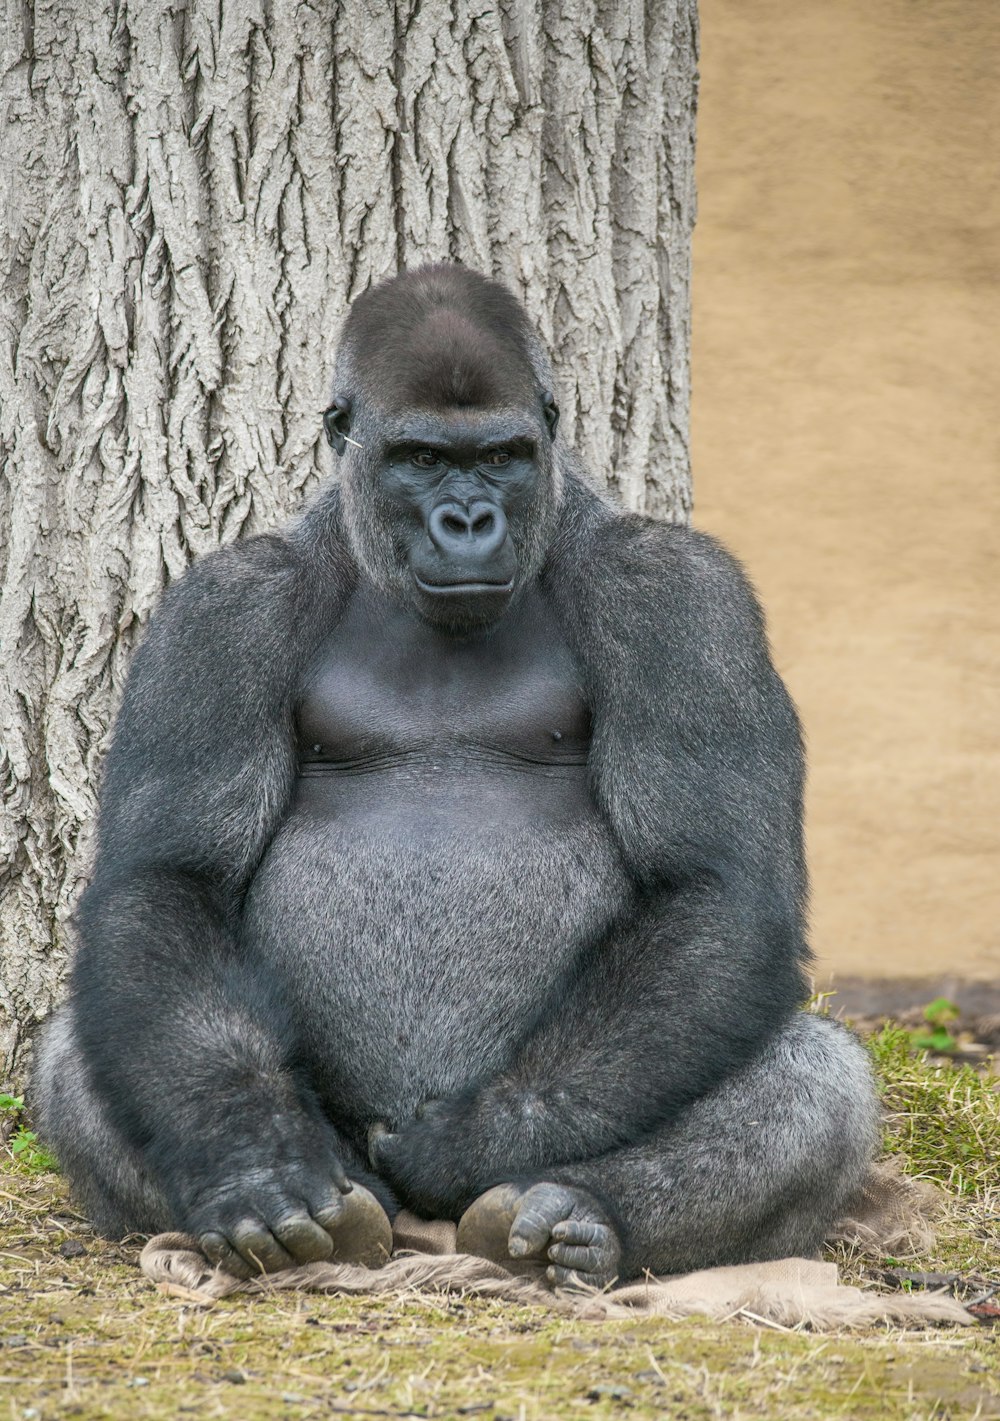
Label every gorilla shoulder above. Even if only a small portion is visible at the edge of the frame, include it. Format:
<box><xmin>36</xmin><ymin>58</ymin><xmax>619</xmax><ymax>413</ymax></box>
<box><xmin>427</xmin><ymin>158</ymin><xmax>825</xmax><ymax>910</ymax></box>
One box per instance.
<box><xmin>551</xmin><ymin>492</ymin><xmax>776</xmax><ymax>689</ymax></box>
<box><xmin>610</xmin><ymin>514</ymin><xmax>767</xmax><ymax>628</ymax></box>
<box><xmin>121</xmin><ymin>515</ymin><xmax>357</xmax><ymax>711</ymax></box>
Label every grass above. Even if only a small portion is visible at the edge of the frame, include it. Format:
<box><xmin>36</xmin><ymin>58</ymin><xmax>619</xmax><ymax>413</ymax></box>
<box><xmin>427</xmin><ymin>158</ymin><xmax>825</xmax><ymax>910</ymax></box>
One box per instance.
<box><xmin>870</xmin><ymin>1027</ymin><xmax>1000</xmax><ymax>1199</ymax></box>
<box><xmin>0</xmin><ymin>1097</ymin><xmax>57</xmax><ymax>1176</ymax></box>
<box><xmin>1</xmin><ymin>1028</ymin><xmax>997</xmax><ymax>1421</ymax></box>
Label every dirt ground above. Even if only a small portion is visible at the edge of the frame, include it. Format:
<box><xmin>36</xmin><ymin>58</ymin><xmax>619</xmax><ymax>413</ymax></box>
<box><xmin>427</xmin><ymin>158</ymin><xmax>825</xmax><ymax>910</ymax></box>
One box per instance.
<box><xmin>691</xmin><ymin>0</ymin><xmax>1000</xmax><ymax>988</ymax></box>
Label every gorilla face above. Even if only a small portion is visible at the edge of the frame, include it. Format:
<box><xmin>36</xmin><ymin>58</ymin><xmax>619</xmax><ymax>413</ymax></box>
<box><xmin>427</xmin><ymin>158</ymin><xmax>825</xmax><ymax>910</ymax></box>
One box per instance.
<box><xmin>324</xmin><ymin>266</ymin><xmax>561</xmax><ymax>632</ymax></box>
<box><xmin>377</xmin><ymin>412</ymin><xmax>546</xmax><ymax>629</ymax></box>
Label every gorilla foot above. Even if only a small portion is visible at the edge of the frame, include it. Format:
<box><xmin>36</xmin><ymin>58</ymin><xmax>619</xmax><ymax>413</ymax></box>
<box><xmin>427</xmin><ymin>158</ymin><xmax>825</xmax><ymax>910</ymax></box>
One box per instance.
<box><xmin>201</xmin><ymin>1182</ymin><xmax>393</xmax><ymax>1279</ymax></box>
<box><xmin>456</xmin><ymin>1182</ymin><xmax>622</xmax><ymax>1291</ymax></box>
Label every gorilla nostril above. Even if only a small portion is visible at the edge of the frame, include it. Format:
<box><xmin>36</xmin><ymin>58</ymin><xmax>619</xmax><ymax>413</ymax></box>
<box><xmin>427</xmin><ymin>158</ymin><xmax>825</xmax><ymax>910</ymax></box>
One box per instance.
<box><xmin>475</xmin><ymin>504</ymin><xmax>508</xmax><ymax>556</ymax></box>
<box><xmin>428</xmin><ymin>504</ymin><xmax>461</xmax><ymax>550</ymax></box>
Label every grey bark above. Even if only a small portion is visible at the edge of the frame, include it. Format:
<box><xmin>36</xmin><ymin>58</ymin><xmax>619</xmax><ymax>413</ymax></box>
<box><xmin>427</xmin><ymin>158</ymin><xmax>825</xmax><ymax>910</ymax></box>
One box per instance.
<box><xmin>0</xmin><ymin>0</ymin><xmax>698</xmax><ymax>1084</ymax></box>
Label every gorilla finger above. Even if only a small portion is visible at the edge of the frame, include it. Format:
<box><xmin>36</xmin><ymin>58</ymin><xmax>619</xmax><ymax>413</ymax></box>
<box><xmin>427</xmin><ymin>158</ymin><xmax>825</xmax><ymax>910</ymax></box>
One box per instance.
<box><xmin>200</xmin><ymin>1231</ymin><xmax>255</xmax><ymax>1280</ymax></box>
<box><xmin>367</xmin><ymin>1122</ymin><xmax>397</xmax><ymax>1169</ymax></box>
<box><xmin>508</xmin><ymin>1207</ymin><xmax>554</xmax><ymax>1256</ymax></box>
<box><xmin>328</xmin><ymin>1155</ymin><xmax>353</xmax><ymax>1195</ymax></box>
<box><xmin>231</xmin><ymin>1219</ymin><xmax>296</xmax><ymax>1274</ymax></box>
<box><xmin>547</xmin><ymin>1241</ymin><xmax>604</xmax><ymax>1271</ymax></box>
<box><xmin>551</xmin><ymin>1219</ymin><xmax>607</xmax><ymax>1247</ymax></box>
<box><xmin>311</xmin><ymin>1190</ymin><xmax>348</xmax><ymax>1231</ymax></box>
<box><xmin>272</xmin><ymin>1211</ymin><xmax>335</xmax><ymax>1263</ymax></box>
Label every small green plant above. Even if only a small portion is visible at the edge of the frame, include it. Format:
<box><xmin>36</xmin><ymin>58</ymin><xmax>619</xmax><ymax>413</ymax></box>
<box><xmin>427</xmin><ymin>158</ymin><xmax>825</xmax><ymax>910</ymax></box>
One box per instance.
<box><xmin>0</xmin><ymin>1092</ymin><xmax>58</xmax><ymax>1174</ymax></box>
<box><xmin>907</xmin><ymin>996</ymin><xmax>962</xmax><ymax>1054</ymax></box>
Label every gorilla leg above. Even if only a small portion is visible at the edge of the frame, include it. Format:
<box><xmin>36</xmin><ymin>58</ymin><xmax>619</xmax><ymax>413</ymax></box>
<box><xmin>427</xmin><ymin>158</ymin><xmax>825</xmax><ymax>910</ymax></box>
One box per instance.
<box><xmin>459</xmin><ymin>1014</ymin><xmax>880</xmax><ymax>1287</ymax></box>
<box><xmin>34</xmin><ymin>1007</ymin><xmax>396</xmax><ymax>1271</ymax></box>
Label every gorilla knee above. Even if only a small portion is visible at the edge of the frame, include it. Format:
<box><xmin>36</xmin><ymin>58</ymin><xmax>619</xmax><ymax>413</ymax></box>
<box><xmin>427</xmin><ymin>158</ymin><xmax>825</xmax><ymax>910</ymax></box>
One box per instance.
<box><xmin>780</xmin><ymin>1013</ymin><xmax>882</xmax><ymax>1204</ymax></box>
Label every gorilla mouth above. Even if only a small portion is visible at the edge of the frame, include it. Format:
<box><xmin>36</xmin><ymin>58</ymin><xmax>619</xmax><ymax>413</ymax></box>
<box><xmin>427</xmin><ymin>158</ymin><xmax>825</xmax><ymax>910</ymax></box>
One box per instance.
<box><xmin>414</xmin><ymin>575</ymin><xmax>515</xmax><ymax>596</ymax></box>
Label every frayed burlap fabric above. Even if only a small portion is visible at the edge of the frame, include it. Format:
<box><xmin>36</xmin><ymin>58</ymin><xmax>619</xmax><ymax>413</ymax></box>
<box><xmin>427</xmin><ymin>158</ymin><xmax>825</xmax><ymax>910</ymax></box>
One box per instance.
<box><xmin>140</xmin><ymin>1163</ymin><xmax>974</xmax><ymax>1329</ymax></box>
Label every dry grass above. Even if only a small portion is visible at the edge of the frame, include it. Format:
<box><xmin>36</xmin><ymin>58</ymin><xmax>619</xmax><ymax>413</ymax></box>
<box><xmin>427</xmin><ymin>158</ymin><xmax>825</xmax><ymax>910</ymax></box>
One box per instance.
<box><xmin>1</xmin><ymin>1032</ymin><xmax>998</xmax><ymax>1420</ymax></box>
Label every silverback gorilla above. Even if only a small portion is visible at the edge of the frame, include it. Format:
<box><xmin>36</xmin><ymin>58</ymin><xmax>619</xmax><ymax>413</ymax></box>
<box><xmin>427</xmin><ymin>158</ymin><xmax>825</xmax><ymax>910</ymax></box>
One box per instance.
<box><xmin>36</xmin><ymin>265</ymin><xmax>879</xmax><ymax>1288</ymax></box>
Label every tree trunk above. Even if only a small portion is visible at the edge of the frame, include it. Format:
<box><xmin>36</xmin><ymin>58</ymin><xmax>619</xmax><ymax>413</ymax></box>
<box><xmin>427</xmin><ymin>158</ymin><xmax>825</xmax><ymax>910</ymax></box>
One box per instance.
<box><xmin>0</xmin><ymin>0</ymin><xmax>697</xmax><ymax>1084</ymax></box>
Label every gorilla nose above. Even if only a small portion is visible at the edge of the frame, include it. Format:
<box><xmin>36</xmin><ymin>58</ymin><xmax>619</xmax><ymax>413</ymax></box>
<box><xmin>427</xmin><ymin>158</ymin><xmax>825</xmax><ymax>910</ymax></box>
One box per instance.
<box><xmin>428</xmin><ymin>500</ymin><xmax>508</xmax><ymax>559</ymax></box>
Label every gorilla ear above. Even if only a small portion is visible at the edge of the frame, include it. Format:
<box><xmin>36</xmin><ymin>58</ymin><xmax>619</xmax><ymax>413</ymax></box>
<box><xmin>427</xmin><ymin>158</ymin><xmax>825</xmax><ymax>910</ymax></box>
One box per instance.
<box><xmin>323</xmin><ymin>395</ymin><xmax>352</xmax><ymax>456</ymax></box>
<box><xmin>541</xmin><ymin>391</ymin><xmax>560</xmax><ymax>439</ymax></box>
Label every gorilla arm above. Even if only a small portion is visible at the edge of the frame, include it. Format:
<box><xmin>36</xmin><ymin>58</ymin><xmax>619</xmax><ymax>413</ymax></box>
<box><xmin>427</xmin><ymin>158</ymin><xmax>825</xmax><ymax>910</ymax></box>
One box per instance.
<box><xmin>371</xmin><ymin>521</ymin><xmax>811</xmax><ymax>1217</ymax></box>
<box><xmin>69</xmin><ymin>536</ymin><xmax>369</xmax><ymax>1269</ymax></box>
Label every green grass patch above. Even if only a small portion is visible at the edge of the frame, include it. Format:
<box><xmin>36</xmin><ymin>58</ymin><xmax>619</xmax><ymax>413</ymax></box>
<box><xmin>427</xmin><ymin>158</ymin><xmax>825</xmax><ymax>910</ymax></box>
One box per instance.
<box><xmin>869</xmin><ymin>1026</ymin><xmax>1000</xmax><ymax>1196</ymax></box>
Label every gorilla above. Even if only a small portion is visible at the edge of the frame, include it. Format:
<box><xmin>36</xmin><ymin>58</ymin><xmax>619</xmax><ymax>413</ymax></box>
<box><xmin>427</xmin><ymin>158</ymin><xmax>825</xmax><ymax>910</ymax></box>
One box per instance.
<box><xmin>36</xmin><ymin>265</ymin><xmax>879</xmax><ymax>1288</ymax></box>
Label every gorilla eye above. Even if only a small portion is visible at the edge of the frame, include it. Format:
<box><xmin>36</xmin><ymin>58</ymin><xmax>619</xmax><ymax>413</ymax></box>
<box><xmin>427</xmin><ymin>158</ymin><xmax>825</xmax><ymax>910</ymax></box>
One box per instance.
<box><xmin>411</xmin><ymin>449</ymin><xmax>440</xmax><ymax>469</ymax></box>
<box><xmin>482</xmin><ymin>448</ymin><xmax>511</xmax><ymax>467</ymax></box>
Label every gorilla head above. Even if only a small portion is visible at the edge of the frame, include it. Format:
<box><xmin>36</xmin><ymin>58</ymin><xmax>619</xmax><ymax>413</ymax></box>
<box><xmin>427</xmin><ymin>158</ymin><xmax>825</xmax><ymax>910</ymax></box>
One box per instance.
<box><xmin>325</xmin><ymin>266</ymin><xmax>561</xmax><ymax>631</ymax></box>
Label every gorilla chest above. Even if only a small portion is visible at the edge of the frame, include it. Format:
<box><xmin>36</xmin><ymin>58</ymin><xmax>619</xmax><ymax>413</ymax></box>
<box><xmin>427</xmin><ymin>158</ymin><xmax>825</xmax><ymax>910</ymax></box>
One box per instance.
<box><xmin>294</xmin><ymin>585</ymin><xmax>592</xmax><ymax>781</ymax></box>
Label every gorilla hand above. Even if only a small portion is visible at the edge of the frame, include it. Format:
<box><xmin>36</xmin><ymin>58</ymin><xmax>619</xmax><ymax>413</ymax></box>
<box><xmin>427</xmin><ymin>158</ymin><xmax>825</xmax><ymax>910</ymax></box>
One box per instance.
<box><xmin>508</xmin><ymin>1183</ymin><xmax>622</xmax><ymax>1289</ymax></box>
<box><xmin>180</xmin><ymin>1123</ymin><xmax>391</xmax><ymax>1277</ymax></box>
<box><xmin>457</xmin><ymin>1181</ymin><xmax>623</xmax><ymax>1291</ymax></box>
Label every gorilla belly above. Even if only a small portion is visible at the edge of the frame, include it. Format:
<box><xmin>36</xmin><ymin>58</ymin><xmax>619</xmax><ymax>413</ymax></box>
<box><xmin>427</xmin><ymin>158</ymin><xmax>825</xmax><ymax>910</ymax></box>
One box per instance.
<box><xmin>241</xmin><ymin>786</ymin><xmax>630</xmax><ymax>1135</ymax></box>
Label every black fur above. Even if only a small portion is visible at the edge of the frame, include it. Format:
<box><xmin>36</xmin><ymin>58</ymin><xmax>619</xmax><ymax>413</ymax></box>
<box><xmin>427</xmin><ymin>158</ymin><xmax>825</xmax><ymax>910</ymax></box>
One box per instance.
<box><xmin>35</xmin><ymin>265</ymin><xmax>878</xmax><ymax>1282</ymax></box>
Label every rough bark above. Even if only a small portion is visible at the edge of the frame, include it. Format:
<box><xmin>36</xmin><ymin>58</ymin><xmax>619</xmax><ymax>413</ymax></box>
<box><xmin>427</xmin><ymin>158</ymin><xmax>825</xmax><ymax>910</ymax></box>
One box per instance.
<box><xmin>0</xmin><ymin>0</ymin><xmax>697</xmax><ymax>1084</ymax></box>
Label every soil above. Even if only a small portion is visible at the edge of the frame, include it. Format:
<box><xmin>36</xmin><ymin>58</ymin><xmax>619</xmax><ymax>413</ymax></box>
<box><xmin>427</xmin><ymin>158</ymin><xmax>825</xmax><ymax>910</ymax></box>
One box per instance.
<box><xmin>692</xmin><ymin>0</ymin><xmax>1000</xmax><ymax>991</ymax></box>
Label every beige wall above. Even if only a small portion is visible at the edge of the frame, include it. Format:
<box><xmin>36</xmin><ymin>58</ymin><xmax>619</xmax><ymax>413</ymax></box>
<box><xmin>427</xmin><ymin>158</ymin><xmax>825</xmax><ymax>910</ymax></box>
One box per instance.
<box><xmin>692</xmin><ymin>0</ymin><xmax>999</xmax><ymax>982</ymax></box>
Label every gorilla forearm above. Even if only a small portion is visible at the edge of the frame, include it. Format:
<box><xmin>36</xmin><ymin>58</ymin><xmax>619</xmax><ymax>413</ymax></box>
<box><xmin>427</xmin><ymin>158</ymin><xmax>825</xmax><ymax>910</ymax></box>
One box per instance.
<box><xmin>370</xmin><ymin>876</ymin><xmax>806</xmax><ymax>1216</ymax></box>
<box><xmin>511</xmin><ymin>884</ymin><xmax>804</xmax><ymax>1123</ymax></box>
<box><xmin>72</xmin><ymin>869</ymin><xmax>342</xmax><ymax>1210</ymax></box>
